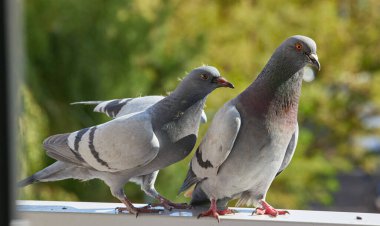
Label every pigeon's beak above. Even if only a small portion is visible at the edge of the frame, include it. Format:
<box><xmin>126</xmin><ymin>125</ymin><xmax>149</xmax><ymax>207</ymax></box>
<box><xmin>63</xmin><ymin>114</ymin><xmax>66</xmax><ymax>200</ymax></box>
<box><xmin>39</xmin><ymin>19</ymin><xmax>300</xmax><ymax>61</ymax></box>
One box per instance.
<box><xmin>214</xmin><ymin>76</ymin><xmax>234</xmax><ymax>89</ymax></box>
<box><xmin>307</xmin><ymin>53</ymin><xmax>320</xmax><ymax>71</ymax></box>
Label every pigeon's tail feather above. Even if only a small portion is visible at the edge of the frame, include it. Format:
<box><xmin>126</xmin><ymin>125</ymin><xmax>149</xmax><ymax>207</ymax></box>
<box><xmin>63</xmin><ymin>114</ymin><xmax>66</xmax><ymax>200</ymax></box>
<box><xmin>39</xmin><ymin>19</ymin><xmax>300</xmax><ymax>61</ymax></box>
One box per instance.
<box><xmin>190</xmin><ymin>184</ymin><xmax>210</xmax><ymax>206</ymax></box>
<box><xmin>178</xmin><ymin>165</ymin><xmax>210</xmax><ymax>206</ymax></box>
<box><xmin>191</xmin><ymin>185</ymin><xmax>231</xmax><ymax>209</ymax></box>
<box><xmin>178</xmin><ymin>165</ymin><xmax>201</xmax><ymax>195</ymax></box>
<box><xmin>235</xmin><ymin>191</ymin><xmax>259</xmax><ymax>207</ymax></box>
<box><xmin>17</xmin><ymin>175</ymin><xmax>38</xmax><ymax>187</ymax></box>
<box><xmin>17</xmin><ymin>161</ymin><xmax>69</xmax><ymax>187</ymax></box>
<box><xmin>70</xmin><ymin>100</ymin><xmax>126</xmax><ymax>118</ymax></box>
<box><xmin>93</xmin><ymin>99</ymin><xmax>125</xmax><ymax>118</ymax></box>
<box><xmin>200</xmin><ymin>111</ymin><xmax>207</xmax><ymax>124</ymax></box>
<box><xmin>70</xmin><ymin>101</ymin><xmax>103</xmax><ymax>105</ymax></box>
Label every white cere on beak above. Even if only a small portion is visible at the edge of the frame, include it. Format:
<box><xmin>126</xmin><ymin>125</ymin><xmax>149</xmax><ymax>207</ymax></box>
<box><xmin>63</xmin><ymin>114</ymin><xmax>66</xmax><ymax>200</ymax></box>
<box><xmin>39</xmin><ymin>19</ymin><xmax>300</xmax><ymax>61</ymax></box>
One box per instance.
<box><xmin>303</xmin><ymin>66</ymin><xmax>315</xmax><ymax>82</ymax></box>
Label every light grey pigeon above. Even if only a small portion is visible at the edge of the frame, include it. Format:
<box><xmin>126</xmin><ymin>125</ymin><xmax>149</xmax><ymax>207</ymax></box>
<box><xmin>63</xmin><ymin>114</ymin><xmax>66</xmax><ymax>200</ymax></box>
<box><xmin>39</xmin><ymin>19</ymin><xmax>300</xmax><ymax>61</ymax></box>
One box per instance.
<box><xmin>69</xmin><ymin>95</ymin><xmax>207</xmax><ymax>209</ymax></box>
<box><xmin>179</xmin><ymin>35</ymin><xmax>320</xmax><ymax>221</ymax></box>
<box><xmin>70</xmin><ymin>96</ymin><xmax>208</xmax><ymax>123</ymax></box>
<box><xmin>18</xmin><ymin>66</ymin><xmax>234</xmax><ymax>215</ymax></box>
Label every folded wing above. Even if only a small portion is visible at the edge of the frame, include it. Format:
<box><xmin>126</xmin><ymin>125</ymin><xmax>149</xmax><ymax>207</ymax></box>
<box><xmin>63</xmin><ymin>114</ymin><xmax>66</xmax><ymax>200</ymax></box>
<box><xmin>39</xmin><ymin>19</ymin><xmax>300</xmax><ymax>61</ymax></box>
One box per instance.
<box><xmin>44</xmin><ymin>113</ymin><xmax>160</xmax><ymax>172</ymax></box>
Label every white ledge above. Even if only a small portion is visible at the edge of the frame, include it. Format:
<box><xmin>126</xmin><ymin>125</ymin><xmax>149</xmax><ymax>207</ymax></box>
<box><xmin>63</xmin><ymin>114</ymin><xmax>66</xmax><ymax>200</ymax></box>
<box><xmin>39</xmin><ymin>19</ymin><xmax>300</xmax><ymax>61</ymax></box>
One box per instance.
<box><xmin>17</xmin><ymin>200</ymin><xmax>380</xmax><ymax>226</ymax></box>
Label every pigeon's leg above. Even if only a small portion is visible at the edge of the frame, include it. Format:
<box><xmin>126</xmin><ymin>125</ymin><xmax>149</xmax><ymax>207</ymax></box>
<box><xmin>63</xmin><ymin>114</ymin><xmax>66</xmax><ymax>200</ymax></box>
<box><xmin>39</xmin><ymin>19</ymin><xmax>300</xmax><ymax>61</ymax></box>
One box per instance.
<box><xmin>141</xmin><ymin>171</ymin><xmax>191</xmax><ymax>210</ymax></box>
<box><xmin>112</xmin><ymin>188</ymin><xmax>160</xmax><ymax>216</ymax></box>
<box><xmin>253</xmin><ymin>200</ymin><xmax>289</xmax><ymax>217</ymax></box>
<box><xmin>150</xmin><ymin>195</ymin><xmax>192</xmax><ymax>210</ymax></box>
<box><xmin>197</xmin><ymin>198</ymin><xmax>221</xmax><ymax>222</ymax></box>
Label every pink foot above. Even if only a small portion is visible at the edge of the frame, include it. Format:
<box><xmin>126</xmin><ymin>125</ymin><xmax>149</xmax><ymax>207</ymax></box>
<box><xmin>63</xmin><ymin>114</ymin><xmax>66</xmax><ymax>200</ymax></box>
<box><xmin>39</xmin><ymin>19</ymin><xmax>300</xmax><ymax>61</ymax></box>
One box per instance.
<box><xmin>254</xmin><ymin>200</ymin><xmax>289</xmax><ymax>217</ymax></box>
<box><xmin>116</xmin><ymin>205</ymin><xmax>160</xmax><ymax>215</ymax></box>
<box><xmin>217</xmin><ymin>208</ymin><xmax>236</xmax><ymax>215</ymax></box>
<box><xmin>197</xmin><ymin>199</ymin><xmax>235</xmax><ymax>222</ymax></box>
<box><xmin>148</xmin><ymin>196</ymin><xmax>192</xmax><ymax>210</ymax></box>
<box><xmin>116</xmin><ymin>198</ymin><xmax>161</xmax><ymax>217</ymax></box>
<box><xmin>198</xmin><ymin>208</ymin><xmax>221</xmax><ymax>223</ymax></box>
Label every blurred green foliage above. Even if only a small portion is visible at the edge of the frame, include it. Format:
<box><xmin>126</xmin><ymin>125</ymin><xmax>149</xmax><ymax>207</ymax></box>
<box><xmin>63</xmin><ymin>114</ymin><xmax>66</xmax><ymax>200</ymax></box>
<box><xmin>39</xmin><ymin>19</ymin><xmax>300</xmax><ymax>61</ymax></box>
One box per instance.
<box><xmin>18</xmin><ymin>0</ymin><xmax>380</xmax><ymax>209</ymax></box>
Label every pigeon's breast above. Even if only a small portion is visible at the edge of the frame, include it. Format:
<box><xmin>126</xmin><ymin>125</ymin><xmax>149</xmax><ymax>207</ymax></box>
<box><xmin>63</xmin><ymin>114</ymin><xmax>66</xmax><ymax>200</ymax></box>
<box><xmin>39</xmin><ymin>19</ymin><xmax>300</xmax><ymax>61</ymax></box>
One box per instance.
<box><xmin>161</xmin><ymin>100</ymin><xmax>204</xmax><ymax>143</ymax></box>
<box><xmin>126</xmin><ymin>100</ymin><xmax>204</xmax><ymax>176</ymax></box>
<box><xmin>203</xmin><ymin>117</ymin><xmax>295</xmax><ymax>200</ymax></box>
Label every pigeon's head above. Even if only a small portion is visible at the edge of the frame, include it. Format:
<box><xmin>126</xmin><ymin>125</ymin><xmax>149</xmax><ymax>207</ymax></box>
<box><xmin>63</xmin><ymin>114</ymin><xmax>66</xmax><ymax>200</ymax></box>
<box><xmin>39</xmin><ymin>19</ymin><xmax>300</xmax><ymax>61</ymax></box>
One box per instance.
<box><xmin>279</xmin><ymin>35</ymin><xmax>320</xmax><ymax>72</ymax></box>
<box><xmin>179</xmin><ymin>66</ymin><xmax>234</xmax><ymax>96</ymax></box>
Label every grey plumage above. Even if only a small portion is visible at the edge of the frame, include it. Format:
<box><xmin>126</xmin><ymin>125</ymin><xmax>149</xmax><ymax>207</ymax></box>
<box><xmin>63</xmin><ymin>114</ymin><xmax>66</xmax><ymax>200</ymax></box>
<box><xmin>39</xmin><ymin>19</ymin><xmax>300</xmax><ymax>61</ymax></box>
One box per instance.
<box><xmin>180</xmin><ymin>35</ymin><xmax>320</xmax><ymax>218</ymax></box>
<box><xmin>19</xmin><ymin>66</ymin><xmax>233</xmax><ymax>214</ymax></box>
<box><xmin>71</xmin><ymin>96</ymin><xmax>208</xmax><ymax>123</ymax></box>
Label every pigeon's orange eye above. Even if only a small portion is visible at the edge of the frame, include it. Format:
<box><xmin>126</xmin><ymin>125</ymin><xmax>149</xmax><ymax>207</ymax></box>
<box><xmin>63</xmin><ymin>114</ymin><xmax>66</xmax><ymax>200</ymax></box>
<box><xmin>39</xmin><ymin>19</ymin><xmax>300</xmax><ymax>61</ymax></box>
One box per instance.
<box><xmin>295</xmin><ymin>43</ymin><xmax>303</xmax><ymax>51</ymax></box>
<box><xmin>200</xmin><ymin>74</ymin><xmax>208</xmax><ymax>80</ymax></box>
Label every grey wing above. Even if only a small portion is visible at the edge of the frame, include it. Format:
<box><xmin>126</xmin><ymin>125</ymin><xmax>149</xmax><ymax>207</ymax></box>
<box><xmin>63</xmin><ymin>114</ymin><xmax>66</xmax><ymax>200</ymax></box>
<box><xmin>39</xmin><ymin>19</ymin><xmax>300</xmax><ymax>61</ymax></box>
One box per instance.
<box><xmin>43</xmin><ymin>132</ymin><xmax>90</xmax><ymax>168</ymax></box>
<box><xmin>71</xmin><ymin>96</ymin><xmax>164</xmax><ymax>118</ymax></box>
<box><xmin>71</xmin><ymin>95</ymin><xmax>208</xmax><ymax>123</ymax></box>
<box><xmin>276</xmin><ymin>124</ymin><xmax>299</xmax><ymax>176</ymax></box>
<box><xmin>71</xmin><ymin>99</ymin><xmax>130</xmax><ymax>118</ymax></box>
<box><xmin>191</xmin><ymin>103</ymin><xmax>241</xmax><ymax>179</ymax></box>
<box><xmin>45</xmin><ymin>114</ymin><xmax>160</xmax><ymax>173</ymax></box>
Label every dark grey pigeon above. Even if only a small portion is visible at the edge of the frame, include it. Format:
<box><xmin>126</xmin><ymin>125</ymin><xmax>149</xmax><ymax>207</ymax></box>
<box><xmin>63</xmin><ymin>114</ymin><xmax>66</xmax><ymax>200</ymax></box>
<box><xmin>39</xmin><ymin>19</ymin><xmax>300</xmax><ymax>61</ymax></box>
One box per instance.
<box><xmin>18</xmin><ymin>66</ymin><xmax>234</xmax><ymax>215</ymax></box>
<box><xmin>71</xmin><ymin>96</ymin><xmax>208</xmax><ymax>123</ymax></box>
<box><xmin>179</xmin><ymin>35</ymin><xmax>320</xmax><ymax>221</ymax></box>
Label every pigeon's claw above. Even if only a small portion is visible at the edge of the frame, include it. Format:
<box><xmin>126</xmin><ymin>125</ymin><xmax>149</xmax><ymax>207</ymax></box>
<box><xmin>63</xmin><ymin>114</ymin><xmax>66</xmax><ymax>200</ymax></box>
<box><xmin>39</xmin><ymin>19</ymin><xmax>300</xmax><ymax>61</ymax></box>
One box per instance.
<box><xmin>253</xmin><ymin>200</ymin><xmax>289</xmax><ymax>217</ymax></box>
<box><xmin>277</xmin><ymin>210</ymin><xmax>290</xmax><ymax>215</ymax></box>
<box><xmin>116</xmin><ymin>198</ymin><xmax>161</xmax><ymax>216</ymax></box>
<box><xmin>198</xmin><ymin>208</ymin><xmax>221</xmax><ymax>223</ymax></box>
<box><xmin>149</xmin><ymin>196</ymin><xmax>192</xmax><ymax>210</ymax></box>
<box><xmin>197</xmin><ymin>198</ymin><xmax>235</xmax><ymax>222</ymax></box>
<box><xmin>217</xmin><ymin>208</ymin><xmax>237</xmax><ymax>215</ymax></box>
<box><xmin>116</xmin><ymin>205</ymin><xmax>160</xmax><ymax>215</ymax></box>
<box><xmin>162</xmin><ymin>201</ymin><xmax>192</xmax><ymax>210</ymax></box>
